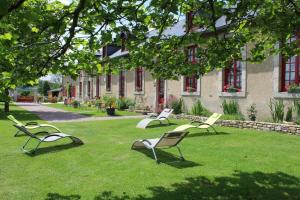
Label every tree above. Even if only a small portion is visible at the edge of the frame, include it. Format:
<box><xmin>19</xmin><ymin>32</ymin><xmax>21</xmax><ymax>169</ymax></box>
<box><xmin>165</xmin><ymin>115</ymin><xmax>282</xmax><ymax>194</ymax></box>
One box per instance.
<box><xmin>0</xmin><ymin>0</ymin><xmax>299</xmax><ymax>112</ymax></box>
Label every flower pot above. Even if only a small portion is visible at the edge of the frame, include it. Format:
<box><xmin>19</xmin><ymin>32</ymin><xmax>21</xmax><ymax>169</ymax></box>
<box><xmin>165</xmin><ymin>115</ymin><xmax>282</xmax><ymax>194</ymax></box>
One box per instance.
<box><xmin>73</xmin><ymin>104</ymin><xmax>78</xmax><ymax>108</ymax></box>
<box><xmin>106</xmin><ymin>108</ymin><xmax>115</xmax><ymax>116</ymax></box>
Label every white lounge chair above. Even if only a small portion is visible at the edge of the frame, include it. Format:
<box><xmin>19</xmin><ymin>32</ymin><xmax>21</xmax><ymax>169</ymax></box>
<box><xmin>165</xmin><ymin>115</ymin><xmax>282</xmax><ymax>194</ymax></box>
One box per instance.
<box><xmin>136</xmin><ymin>108</ymin><xmax>173</xmax><ymax>129</ymax></box>
<box><xmin>13</xmin><ymin>124</ymin><xmax>83</xmax><ymax>154</ymax></box>
<box><xmin>7</xmin><ymin>115</ymin><xmax>62</xmax><ymax>136</ymax></box>
<box><xmin>131</xmin><ymin>131</ymin><xmax>188</xmax><ymax>163</ymax></box>
<box><xmin>173</xmin><ymin>113</ymin><xmax>222</xmax><ymax>133</ymax></box>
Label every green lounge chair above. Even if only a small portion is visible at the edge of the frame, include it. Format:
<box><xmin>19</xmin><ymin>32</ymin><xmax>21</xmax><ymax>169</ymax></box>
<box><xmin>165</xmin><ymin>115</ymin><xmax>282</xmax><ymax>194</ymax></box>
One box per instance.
<box><xmin>136</xmin><ymin>108</ymin><xmax>173</xmax><ymax>129</ymax></box>
<box><xmin>7</xmin><ymin>115</ymin><xmax>62</xmax><ymax>137</ymax></box>
<box><xmin>172</xmin><ymin>113</ymin><xmax>222</xmax><ymax>133</ymax></box>
<box><xmin>13</xmin><ymin>124</ymin><xmax>83</xmax><ymax>154</ymax></box>
<box><xmin>131</xmin><ymin>131</ymin><xmax>188</xmax><ymax>163</ymax></box>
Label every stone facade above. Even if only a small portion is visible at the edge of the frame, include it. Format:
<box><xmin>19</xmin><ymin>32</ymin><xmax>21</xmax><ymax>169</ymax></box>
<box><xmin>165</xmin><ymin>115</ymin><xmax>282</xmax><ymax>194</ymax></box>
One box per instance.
<box><xmin>172</xmin><ymin>114</ymin><xmax>300</xmax><ymax>136</ymax></box>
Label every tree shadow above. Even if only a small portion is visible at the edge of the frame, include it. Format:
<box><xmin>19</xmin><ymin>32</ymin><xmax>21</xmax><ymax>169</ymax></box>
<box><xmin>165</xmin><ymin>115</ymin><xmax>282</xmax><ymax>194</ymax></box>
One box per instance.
<box><xmin>94</xmin><ymin>171</ymin><xmax>300</xmax><ymax>200</ymax></box>
<box><xmin>187</xmin><ymin>131</ymin><xmax>229</xmax><ymax>138</ymax></box>
<box><xmin>26</xmin><ymin>142</ymin><xmax>83</xmax><ymax>157</ymax></box>
<box><xmin>132</xmin><ymin>148</ymin><xmax>200</xmax><ymax>169</ymax></box>
<box><xmin>0</xmin><ymin>109</ymin><xmax>41</xmax><ymax>121</ymax></box>
<box><xmin>45</xmin><ymin>193</ymin><xmax>81</xmax><ymax>200</ymax></box>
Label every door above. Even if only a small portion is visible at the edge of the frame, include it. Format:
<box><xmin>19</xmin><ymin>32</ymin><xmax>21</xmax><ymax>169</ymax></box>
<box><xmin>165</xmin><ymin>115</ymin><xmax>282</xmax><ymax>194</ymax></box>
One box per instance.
<box><xmin>156</xmin><ymin>79</ymin><xmax>165</xmax><ymax>112</ymax></box>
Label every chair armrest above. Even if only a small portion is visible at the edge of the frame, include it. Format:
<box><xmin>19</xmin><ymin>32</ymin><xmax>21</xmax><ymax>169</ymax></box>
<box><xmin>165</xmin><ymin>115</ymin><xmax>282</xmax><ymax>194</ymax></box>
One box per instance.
<box><xmin>25</xmin><ymin>122</ymin><xmax>39</xmax><ymax>126</ymax></box>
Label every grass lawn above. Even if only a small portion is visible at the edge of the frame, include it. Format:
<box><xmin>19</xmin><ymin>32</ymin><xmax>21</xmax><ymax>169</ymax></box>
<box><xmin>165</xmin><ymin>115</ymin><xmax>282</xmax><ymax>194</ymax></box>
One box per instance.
<box><xmin>1</xmin><ymin>103</ymin><xmax>300</xmax><ymax>199</ymax></box>
<box><xmin>45</xmin><ymin>103</ymin><xmax>140</xmax><ymax>117</ymax></box>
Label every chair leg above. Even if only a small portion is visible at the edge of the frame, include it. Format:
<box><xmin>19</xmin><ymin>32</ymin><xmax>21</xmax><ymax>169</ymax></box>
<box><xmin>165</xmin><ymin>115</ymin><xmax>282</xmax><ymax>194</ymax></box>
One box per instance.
<box><xmin>210</xmin><ymin>126</ymin><xmax>217</xmax><ymax>134</ymax></box>
<box><xmin>176</xmin><ymin>145</ymin><xmax>185</xmax><ymax>161</ymax></box>
<box><xmin>31</xmin><ymin>141</ymin><xmax>43</xmax><ymax>154</ymax></box>
<box><xmin>21</xmin><ymin>137</ymin><xmax>33</xmax><ymax>152</ymax></box>
<box><xmin>151</xmin><ymin>148</ymin><xmax>159</xmax><ymax>163</ymax></box>
<box><xmin>14</xmin><ymin>130</ymin><xmax>21</xmax><ymax>137</ymax></box>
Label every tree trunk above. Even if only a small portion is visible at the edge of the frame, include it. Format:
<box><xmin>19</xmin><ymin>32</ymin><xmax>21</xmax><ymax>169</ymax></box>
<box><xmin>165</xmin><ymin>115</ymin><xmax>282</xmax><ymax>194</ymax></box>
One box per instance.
<box><xmin>4</xmin><ymin>88</ymin><xmax>10</xmax><ymax>113</ymax></box>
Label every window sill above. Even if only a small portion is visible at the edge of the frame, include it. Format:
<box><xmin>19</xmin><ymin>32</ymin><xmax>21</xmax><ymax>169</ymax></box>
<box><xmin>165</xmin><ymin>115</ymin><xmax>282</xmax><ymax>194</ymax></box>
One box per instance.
<box><xmin>181</xmin><ymin>91</ymin><xmax>200</xmax><ymax>96</ymax></box>
<box><xmin>134</xmin><ymin>91</ymin><xmax>144</xmax><ymax>95</ymax></box>
<box><xmin>219</xmin><ymin>91</ymin><xmax>246</xmax><ymax>98</ymax></box>
<box><xmin>274</xmin><ymin>92</ymin><xmax>300</xmax><ymax>99</ymax></box>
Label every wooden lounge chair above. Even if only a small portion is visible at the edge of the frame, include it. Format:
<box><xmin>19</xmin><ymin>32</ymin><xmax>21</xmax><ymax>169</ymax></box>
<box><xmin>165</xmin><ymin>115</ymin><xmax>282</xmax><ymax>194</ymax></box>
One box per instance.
<box><xmin>173</xmin><ymin>113</ymin><xmax>222</xmax><ymax>133</ymax></box>
<box><xmin>13</xmin><ymin>124</ymin><xmax>83</xmax><ymax>154</ymax></box>
<box><xmin>7</xmin><ymin>115</ymin><xmax>62</xmax><ymax>136</ymax></box>
<box><xmin>136</xmin><ymin>108</ymin><xmax>173</xmax><ymax>129</ymax></box>
<box><xmin>131</xmin><ymin>131</ymin><xmax>188</xmax><ymax>163</ymax></box>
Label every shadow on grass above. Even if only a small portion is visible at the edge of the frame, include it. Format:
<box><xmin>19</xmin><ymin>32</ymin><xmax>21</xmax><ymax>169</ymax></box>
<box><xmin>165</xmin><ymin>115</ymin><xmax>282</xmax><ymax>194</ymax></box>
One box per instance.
<box><xmin>133</xmin><ymin>148</ymin><xmax>200</xmax><ymax>169</ymax></box>
<box><xmin>187</xmin><ymin>131</ymin><xmax>229</xmax><ymax>138</ymax></box>
<box><xmin>146</xmin><ymin>122</ymin><xmax>178</xmax><ymax>129</ymax></box>
<box><xmin>26</xmin><ymin>142</ymin><xmax>83</xmax><ymax>157</ymax></box>
<box><xmin>0</xmin><ymin>109</ymin><xmax>41</xmax><ymax>121</ymax></box>
<box><xmin>45</xmin><ymin>193</ymin><xmax>81</xmax><ymax>200</ymax></box>
<box><xmin>93</xmin><ymin>171</ymin><xmax>300</xmax><ymax>200</ymax></box>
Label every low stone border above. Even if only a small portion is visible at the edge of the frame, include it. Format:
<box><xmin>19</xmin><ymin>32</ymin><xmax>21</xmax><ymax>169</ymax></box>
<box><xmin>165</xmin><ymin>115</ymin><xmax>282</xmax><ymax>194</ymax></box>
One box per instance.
<box><xmin>171</xmin><ymin>114</ymin><xmax>300</xmax><ymax>136</ymax></box>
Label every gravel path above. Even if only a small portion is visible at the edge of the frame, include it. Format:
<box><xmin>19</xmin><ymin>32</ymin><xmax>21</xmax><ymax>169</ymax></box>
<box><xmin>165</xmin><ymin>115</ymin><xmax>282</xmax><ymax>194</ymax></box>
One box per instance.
<box><xmin>16</xmin><ymin>103</ymin><xmax>145</xmax><ymax>123</ymax></box>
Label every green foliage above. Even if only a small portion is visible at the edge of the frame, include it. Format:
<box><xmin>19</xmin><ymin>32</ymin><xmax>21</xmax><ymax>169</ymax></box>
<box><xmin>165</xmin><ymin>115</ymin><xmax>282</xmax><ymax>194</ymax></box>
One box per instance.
<box><xmin>269</xmin><ymin>99</ymin><xmax>285</xmax><ymax>123</ymax></box>
<box><xmin>221</xmin><ymin>114</ymin><xmax>244</xmax><ymax>121</ymax></box>
<box><xmin>247</xmin><ymin>104</ymin><xmax>257</xmax><ymax>121</ymax></box>
<box><xmin>102</xmin><ymin>96</ymin><xmax>116</xmax><ymax>108</ymax></box>
<box><xmin>191</xmin><ymin>100</ymin><xmax>211</xmax><ymax>117</ymax></box>
<box><xmin>20</xmin><ymin>91</ymin><xmax>30</xmax><ymax>96</ymax></box>
<box><xmin>116</xmin><ymin>98</ymin><xmax>135</xmax><ymax>110</ymax></box>
<box><xmin>42</xmin><ymin>81</ymin><xmax>51</xmax><ymax>97</ymax></box>
<box><xmin>293</xmin><ymin>100</ymin><xmax>300</xmax><ymax>125</ymax></box>
<box><xmin>167</xmin><ymin>96</ymin><xmax>183</xmax><ymax>115</ymax></box>
<box><xmin>285</xmin><ymin>107</ymin><xmax>293</xmax><ymax>122</ymax></box>
<box><xmin>222</xmin><ymin>100</ymin><xmax>240</xmax><ymax>115</ymax></box>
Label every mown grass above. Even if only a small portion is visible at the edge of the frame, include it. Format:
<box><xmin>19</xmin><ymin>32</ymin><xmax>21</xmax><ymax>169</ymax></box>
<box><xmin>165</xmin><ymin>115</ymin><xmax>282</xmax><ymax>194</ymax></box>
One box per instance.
<box><xmin>44</xmin><ymin>103</ymin><xmax>140</xmax><ymax>117</ymax></box>
<box><xmin>1</xmin><ymin>103</ymin><xmax>300</xmax><ymax>199</ymax></box>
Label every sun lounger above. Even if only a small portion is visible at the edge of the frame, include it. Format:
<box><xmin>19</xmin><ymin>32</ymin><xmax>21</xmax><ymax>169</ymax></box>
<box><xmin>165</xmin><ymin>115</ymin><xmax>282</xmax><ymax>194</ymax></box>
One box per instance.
<box><xmin>131</xmin><ymin>131</ymin><xmax>188</xmax><ymax>163</ymax></box>
<box><xmin>136</xmin><ymin>108</ymin><xmax>173</xmax><ymax>129</ymax></box>
<box><xmin>173</xmin><ymin>113</ymin><xmax>222</xmax><ymax>133</ymax></box>
<box><xmin>7</xmin><ymin>115</ymin><xmax>62</xmax><ymax>136</ymax></box>
<box><xmin>13</xmin><ymin>124</ymin><xmax>83</xmax><ymax>154</ymax></box>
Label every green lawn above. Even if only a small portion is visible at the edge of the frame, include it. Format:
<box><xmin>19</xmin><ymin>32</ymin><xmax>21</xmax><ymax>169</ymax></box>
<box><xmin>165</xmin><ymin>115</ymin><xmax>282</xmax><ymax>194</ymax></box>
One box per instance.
<box><xmin>1</xmin><ymin>103</ymin><xmax>300</xmax><ymax>199</ymax></box>
<box><xmin>45</xmin><ymin>103</ymin><xmax>140</xmax><ymax>117</ymax></box>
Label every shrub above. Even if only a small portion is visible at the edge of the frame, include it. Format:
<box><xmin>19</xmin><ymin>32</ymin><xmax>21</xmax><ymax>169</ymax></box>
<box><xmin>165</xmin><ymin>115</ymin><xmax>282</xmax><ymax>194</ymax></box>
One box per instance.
<box><xmin>170</xmin><ymin>98</ymin><xmax>183</xmax><ymax>114</ymax></box>
<box><xmin>285</xmin><ymin>107</ymin><xmax>293</xmax><ymax>122</ymax></box>
<box><xmin>20</xmin><ymin>91</ymin><xmax>30</xmax><ymax>96</ymax></box>
<box><xmin>247</xmin><ymin>104</ymin><xmax>257</xmax><ymax>121</ymax></box>
<box><xmin>222</xmin><ymin>100</ymin><xmax>239</xmax><ymax>115</ymax></box>
<box><xmin>191</xmin><ymin>100</ymin><xmax>211</xmax><ymax>116</ymax></box>
<box><xmin>269</xmin><ymin>99</ymin><xmax>285</xmax><ymax>123</ymax></box>
<box><xmin>221</xmin><ymin>114</ymin><xmax>244</xmax><ymax>120</ymax></box>
<box><xmin>293</xmin><ymin>100</ymin><xmax>300</xmax><ymax>124</ymax></box>
<box><xmin>116</xmin><ymin>98</ymin><xmax>128</xmax><ymax>110</ymax></box>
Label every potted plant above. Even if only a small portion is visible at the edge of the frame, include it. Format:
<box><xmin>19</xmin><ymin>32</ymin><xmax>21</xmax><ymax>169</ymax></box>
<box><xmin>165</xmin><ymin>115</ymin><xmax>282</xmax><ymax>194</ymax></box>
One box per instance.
<box><xmin>102</xmin><ymin>96</ymin><xmax>116</xmax><ymax>115</ymax></box>
<box><xmin>287</xmin><ymin>83</ymin><xmax>300</xmax><ymax>93</ymax></box>
<box><xmin>72</xmin><ymin>100</ymin><xmax>80</xmax><ymax>108</ymax></box>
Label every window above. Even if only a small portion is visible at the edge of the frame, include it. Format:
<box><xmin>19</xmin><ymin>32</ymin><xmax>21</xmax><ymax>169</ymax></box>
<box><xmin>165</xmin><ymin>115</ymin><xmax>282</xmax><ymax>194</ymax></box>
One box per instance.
<box><xmin>79</xmin><ymin>82</ymin><xmax>82</xmax><ymax>97</ymax></box>
<box><xmin>70</xmin><ymin>86</ymin><xmax>76</xmax><ymax>97</ymax></box>
<box><xmin>135</xmin><ymin>67</ymin><xmax>143</xmax><ymax>92</ymax></box>
<box><xmin>281</xmin><ymin>35</ymin><xmax>300</xmax><ymax>91</ymax></box>
<box><xmin>184</xmin><ymin>76</ymin><xmax>197</xmax><ymax>92</ymax></box>
<box><xmin>87</xmin><ymin>81</ymin><xmax>91</xmax><ymax>97</ymax></box>
<box><xmin>106</xmin><ymin>73</ymin><xmax>112</xmax><ymax>92</ymax></box>
<box><xmin>223</xmin><ymin>61</ymin><xmax>242</xmax><ymax>92</ymax></box>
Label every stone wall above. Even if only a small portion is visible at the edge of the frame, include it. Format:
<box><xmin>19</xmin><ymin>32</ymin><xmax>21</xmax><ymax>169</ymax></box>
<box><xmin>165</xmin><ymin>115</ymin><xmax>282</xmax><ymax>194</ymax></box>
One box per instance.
<box><xmin>171</xmin><ymin>114</ymin><xmax>300</xmax><ymax>136</ymax></box>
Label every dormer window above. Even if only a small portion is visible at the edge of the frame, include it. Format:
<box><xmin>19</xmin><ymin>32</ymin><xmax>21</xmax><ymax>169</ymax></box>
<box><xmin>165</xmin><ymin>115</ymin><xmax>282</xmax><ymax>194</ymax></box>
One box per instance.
<box><xmin>120</xmin><ymin>32</ymin><xmax>127</xmax><ymax>52</ymax></box>
<box><xmin>102</xmin><ymin>46</ymin><xmax>108</xmax><ymax>58</ymax></box>
<box><xmin>187</xmin><ymin>46</ymin><xmax>197</xmax><ymax>64</ymax></box>
<box><xmin>186</xmin><ymin>11</ymin><xmax>195</xmax><ymax>31</ymax></box>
